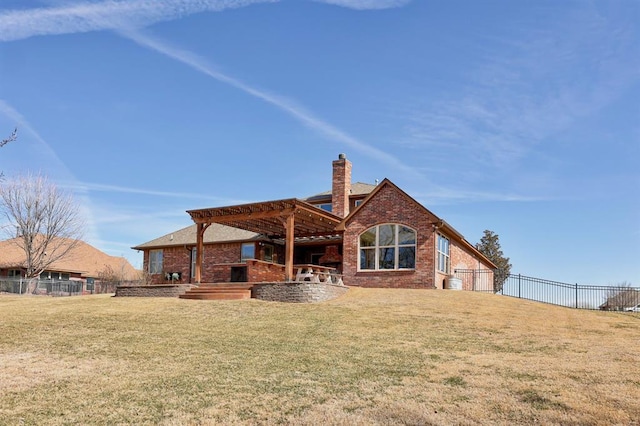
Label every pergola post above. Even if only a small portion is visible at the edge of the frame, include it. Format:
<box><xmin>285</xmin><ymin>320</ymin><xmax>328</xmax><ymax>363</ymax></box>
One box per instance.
<box><xmin>195</xmin><ymin>222</ymin><xmax>207</xmax><ymax>284</ymax></box>
<box><xmin>285</xmin><ymin>213</ymin><xmax>295</xmax><ymax>281</ymax></box>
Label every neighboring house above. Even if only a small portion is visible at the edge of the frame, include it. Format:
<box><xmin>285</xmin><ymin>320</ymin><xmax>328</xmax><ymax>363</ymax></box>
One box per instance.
<box><xmin>599</xmin><ymin>288</ymin><xmax>640</xmax><ymax>311</ymax></box>
<box><xmin>0</xmin><ymin>236</ymin><xmax>139</xmax><ymax>294</ymax></box>
<box><xmin>133</xmin><ymin>154</ymin><xmax>495</xmax><ymax>290</ymax></box>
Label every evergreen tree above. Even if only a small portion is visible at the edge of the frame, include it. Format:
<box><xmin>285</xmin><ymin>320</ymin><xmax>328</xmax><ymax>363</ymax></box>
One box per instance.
<box><xmin>476</xmin><ymin>230</ymin><xmax>512</xmax><ymax>292</ymax></box>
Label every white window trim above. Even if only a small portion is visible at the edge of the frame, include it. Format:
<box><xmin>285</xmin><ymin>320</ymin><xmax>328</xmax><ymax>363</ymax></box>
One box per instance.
<box><xmin>358</xmin><ymin>224</ymin><xmax>416</xmax><ymax>271</ymax></box>
<box><xmin>437</xmin><ymin>234</ymin><xmax>450</xmax><ymax>274</ymax></box>
<box><xmin>190</xmin><ymin>247</ymin><xmax>197</xmax><ymax>279</ymax></box>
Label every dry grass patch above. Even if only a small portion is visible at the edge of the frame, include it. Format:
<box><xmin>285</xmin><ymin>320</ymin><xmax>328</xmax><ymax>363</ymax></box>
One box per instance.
<box><xmin>0</xmin><ymin>289</ymin><xmax>638</xmax><ymax>425</ymax></box>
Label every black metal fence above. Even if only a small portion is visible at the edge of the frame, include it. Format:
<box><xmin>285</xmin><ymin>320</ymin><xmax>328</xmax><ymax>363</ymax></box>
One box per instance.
<box><xmin>0</xmin><ymin>278</ymin><xmax>135</xmax><ymax>296</ymax></box>
<box><xmin>0</xmin><ymin>278</ymin><xmax>84</xmax><ymax>296</ymax></box>
<box><xmin>455</xmin><ymin>270</ymin><xmax>640</xmax><ymax>311</ymax></box>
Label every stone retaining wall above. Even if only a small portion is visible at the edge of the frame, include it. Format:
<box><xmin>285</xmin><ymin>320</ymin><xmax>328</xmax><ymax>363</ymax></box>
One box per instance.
<box><xmin>115</xmin><ymin>284</ymin><xmax>194</xmax><ymax>297</ymax></box>
<box><xmin>252</xmin><ymin>282</ymin><xmax>348</xmax><ymax>303</ymax></box>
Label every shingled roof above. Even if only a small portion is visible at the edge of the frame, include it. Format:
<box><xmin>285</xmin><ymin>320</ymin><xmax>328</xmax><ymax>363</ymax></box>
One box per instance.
<box><xmin>0</xmin><ymin>237</ymin><xmax>138</xmax><ymax>280</ymax></box>
<box><xmin>304</xmin><ymin>182</ymin><xmax>377</xmax><ymax>202</ymax></box>
<box><xmin>132</xmin><ymin>223</ymin><xmax>266</xmax><ymax>250</ymax></box>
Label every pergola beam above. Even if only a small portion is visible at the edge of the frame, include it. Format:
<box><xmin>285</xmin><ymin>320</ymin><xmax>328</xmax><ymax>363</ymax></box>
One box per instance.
<box><xmin>186</xmin><ymin>198</ymin><xmax>342</xmax><ymax>283</ymax></box>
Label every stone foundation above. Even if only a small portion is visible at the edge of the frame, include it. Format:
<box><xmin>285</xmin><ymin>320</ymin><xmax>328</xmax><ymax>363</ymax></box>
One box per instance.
<box><xmin>252</xmin><ymin>282</ymin><xmax>348</xmax><ymax>303</ymax></box>
<box><xmin>115</xmin><ymin>284</ymin><xmax>194</xmax><ymax>297</ymax></box>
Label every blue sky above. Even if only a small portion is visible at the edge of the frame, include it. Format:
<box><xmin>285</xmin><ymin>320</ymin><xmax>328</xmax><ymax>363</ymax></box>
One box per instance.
<box><xmin>0</xmin><ymin>0</ymin><xmax>638</xmax><ymax>286</ymax></box>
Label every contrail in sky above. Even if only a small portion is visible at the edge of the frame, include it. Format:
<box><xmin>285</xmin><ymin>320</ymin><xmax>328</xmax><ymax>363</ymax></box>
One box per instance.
<box><xmin>0</xmin><ymin>0</ymin><xmax>422</xmax><ymax>178</ymax></box>
<box><xmin>121</xmin><ymin>29</ymin><xmax>422</xmax><ymax>178</ymax></box>
<box><xmin>0</xmin><ymin>0</ymin><xmax>411</xmax><ymax>42</ymax></box>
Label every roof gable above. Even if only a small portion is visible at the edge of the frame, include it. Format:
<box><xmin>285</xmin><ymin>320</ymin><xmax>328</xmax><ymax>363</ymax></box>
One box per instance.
<box><xmin>337</xmin><ymin>179</ymin><xmax>437</xmax><ymax>228</ymax></box>
<box><xmin>338</xmin><ymin>179</ymin><xmax>497</xmax><ymax>269</ymax></box>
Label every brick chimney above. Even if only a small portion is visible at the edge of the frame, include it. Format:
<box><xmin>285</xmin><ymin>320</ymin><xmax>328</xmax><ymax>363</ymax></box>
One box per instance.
<box><xmin>332</xmin><ymin>153</ymin><xmax>352</xmax><ymax>218</ymax></box>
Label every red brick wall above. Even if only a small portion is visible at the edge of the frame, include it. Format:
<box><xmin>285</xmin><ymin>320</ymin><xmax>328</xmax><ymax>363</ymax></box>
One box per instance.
<box><xmin>342</xmin><ymin>183</ymin><xmax>438</xmax><ymax>289</ymax></box>
<box><xmin>144</xmin><ymin>242</ymin><xmax>247</xmax><ymax>284</ymax></box>
<box><xmin>332</xmin><ymin>155</ymin><xmax>352</xmax><ymax>218</ymax></box>
<box><xmin>246</xmin><ymin>260</ymin><xmax>286</xmax><ymax>282</ymax></box>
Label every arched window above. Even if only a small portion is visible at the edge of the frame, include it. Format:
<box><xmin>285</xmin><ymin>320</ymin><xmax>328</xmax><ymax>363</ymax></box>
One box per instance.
<box><xmin>359</xmin><ymin>224</ymin><xmax>416</xmax><ymax>270</ymax></box>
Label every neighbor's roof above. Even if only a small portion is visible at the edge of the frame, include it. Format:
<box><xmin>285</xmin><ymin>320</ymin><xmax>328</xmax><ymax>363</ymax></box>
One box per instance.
<box><xmin>0</xmin><ymin>236</ymin><xmax>138</xmax><ymax>279</ymax></box>
<box><xmin>304</xmin><ymin>182</ymin><xmax>377</xmax><ymax>202</ymax></box>
<box><xmin>132</xmin><ymin>223</ymin><xmax>266</xmax><ymax>250</ymax></box>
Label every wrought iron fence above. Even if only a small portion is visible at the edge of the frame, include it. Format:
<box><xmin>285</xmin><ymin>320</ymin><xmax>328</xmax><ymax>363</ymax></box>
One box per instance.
<box><xmin>1</xmin><ymin>278</ymin><xmax>144</xmax><ymax>296</ymax></box>
<box><xmin>453</xmin><ymin>269</ymin><xmax>495</xmax><ymax>292</ymax></box>
<box><xmin>455</xmin><ymin>270</ymin><xmax>640</xmax><ymax>311</ymax></box>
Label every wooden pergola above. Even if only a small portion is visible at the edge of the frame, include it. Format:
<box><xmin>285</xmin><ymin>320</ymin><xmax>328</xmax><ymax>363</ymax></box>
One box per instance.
<box><xmin>187</xmin><ymin>199</ymin><xmax>343</xmax><ymax>283</ymax></box>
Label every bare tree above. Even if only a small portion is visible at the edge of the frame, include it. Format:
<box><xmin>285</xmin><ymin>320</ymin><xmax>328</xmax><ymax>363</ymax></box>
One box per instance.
<box><xmin>1</xmin><ymin>128</ymin><xmax>18</xmax><ymax>180</ymax></box>
<box><xmin>600</xmin><ymin>282</ymin><xmax>639</xmax><ymax>311</ymax></box>
<box><xmin>0</xmin><ymin>128</ymin><xmax>17</xmax><ymax>148</ymax></box>
<box><xmin>0</xmin><ymin>173</ymin><xmax>85</xmax><ymax>292</ymax></box>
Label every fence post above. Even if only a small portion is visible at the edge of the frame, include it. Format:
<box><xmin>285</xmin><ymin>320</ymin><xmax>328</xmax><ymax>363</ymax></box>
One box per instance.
<box><xmin>518</xmin><ymin>274</ymin><xmax>521</xmax><ymax>299</ymax></box>
<box><xmin>575</xmin><ymin>283</ymin><xmax>578</xmax><ymax>309</ymax></box>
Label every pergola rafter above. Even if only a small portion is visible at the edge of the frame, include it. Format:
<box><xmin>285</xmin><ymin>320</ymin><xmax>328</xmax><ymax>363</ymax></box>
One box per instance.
<box><xmin>187</xmin><ymin>199</ymin><xmax>342</xmax><ymax>282</ymax></box>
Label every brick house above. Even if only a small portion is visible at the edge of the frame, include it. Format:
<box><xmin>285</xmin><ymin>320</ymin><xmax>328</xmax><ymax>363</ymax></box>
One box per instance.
<box><xmin>133</xmin><ymin>154</ymin><xmax>495</xmax><ymax>290</ymax></box>
<box><xmin>0</xmin><ymin>236</ymin><xmax>139</xmax><ymax>294</ymax></box>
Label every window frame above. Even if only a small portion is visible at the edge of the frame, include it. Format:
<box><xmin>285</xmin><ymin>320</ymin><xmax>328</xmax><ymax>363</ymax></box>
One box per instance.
<box><xmin>358</xmin><ymin>223</ymin><xmax>416</xmax><ymax>271</ymax></box>
<box><xmin>316</xmin><ymin>203</ymin><xmax>332</xmax><ymax>212</ymax></box>
<box><xmin>263</xmin><ymin>244</ymin><xmax>274</xmax><ymax>263</ymax></box>
<box><xmin>149</xmin><ymin>249</ymin><xmax>163</xmax><ymax>274</ymax></box>
<box><xmin>437</xmin><ymin>234</ymin><xmax>450</xmax><ymax>274</ymax></box>
<box><xmin>241</xmin><ymin>243</ymin><xmax>255</xmax><ymax>263</ymax></box>
<box><xmin>190</xmin><ymin>247</ymin><xmax>197</xmax><ymax>279</ymax></box>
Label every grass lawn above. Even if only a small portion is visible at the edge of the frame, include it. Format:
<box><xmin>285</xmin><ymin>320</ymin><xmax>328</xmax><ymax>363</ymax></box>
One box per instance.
<box><xmin>1</xmin><ymin>288</ymin><xmax>639</xmax><ymax>425</ymax></box>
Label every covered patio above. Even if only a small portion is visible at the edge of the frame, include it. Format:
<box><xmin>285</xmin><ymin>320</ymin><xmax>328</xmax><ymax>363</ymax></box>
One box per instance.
<box><xmin>187</xmin><ymin>198</ymin><xmax>343</xmax><ymax>284</ymax></box>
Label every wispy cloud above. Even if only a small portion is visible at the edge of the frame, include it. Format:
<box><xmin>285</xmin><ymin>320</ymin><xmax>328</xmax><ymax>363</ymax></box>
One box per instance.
<box><xmin>64</xmin><ymin>181</ymin><xmax>248</xmax><ymax>203</ymax></box>
<box><xmin>0</xmin><ymin>99</ymin><xmax>73</xmax><ymax>179</ymax></box>
<box><xmin>0</xmin><ymin>0</ymin><xmax>277</xmax><ymax>42</ymax></box>
<box><xmin>0</xmin><ymin>0</ymin><xmax>412</xmax><ymax>43</ymax></box>
<box><xmin>401</xmin><ymin>5</ymin><xmax>639</xmax><ymax>171</ymax></box>
<box><xmin>313</xmin><ymin>0</ymin><xmax>412</xmax><ymax>10</ymax></box>
<box><xmin>1</xmin><ymin>0</ymin><xmax>421</xmax><ymax>178</ymax></box>
<box><xmin>121</xmin><ymin>28</ymin><xmax>423</xmax><ymax>179</ymax></box>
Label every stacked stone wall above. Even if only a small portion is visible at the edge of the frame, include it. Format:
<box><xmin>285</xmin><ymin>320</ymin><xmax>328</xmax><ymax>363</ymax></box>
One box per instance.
<box><xmin>252</xmin><ymin>282</ymin><xmax>348</xmax><ymax>303</ymax></box>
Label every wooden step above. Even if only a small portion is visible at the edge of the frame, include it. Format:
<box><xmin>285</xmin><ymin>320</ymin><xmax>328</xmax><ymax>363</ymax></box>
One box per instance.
<box><xmin>179</xmin><ymin>284</ymin><xmax>253</xmax><ymax>301</ymax></box>
<box><xmin>180</xmin><ymin>291</ymin><xmax>251</xmax><ymax>300</ymax></box>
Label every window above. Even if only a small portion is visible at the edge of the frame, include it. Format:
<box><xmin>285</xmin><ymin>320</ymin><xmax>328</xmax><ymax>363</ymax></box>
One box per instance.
<box><xmin>355</xmin><ymin>199</ymin><xmax>363</xmax><ymax>207</ymax></box>
<box><xmin>149</xmin><ymin>249</ymin><xmax>163</xmax><ymax>274</ymax></box>
<box><xmin>437</xmin><ymin>234</ymin><xmax>450</xmax><ymax>274</ymax></box>
<box><xmin>359</xmin><ymin>224</ymin><xmax>416</xmax><ymax>270</ymax></box>
<box><xmin>263</xmin><ymin>245</ymin><xmax>274</xmax><ymax>262</ymax></box>
<box><xmin>316</xmin><ymin>203</ymin><xmax>332</xmax><ymax>212</ymax></box>
<box><xmin>241</xmin><ymin>243</ymin><xmax>255</xmax><ymax>262</ymax></box>
<box><xmin>190</xmin><ymin>248</ymin><xmax>197</xmax><ymax>278</ymax></box>
<box><xmin>8</xmin><ymin>269</ymin><xmax>21</xmax><ymax>278</ymax></box>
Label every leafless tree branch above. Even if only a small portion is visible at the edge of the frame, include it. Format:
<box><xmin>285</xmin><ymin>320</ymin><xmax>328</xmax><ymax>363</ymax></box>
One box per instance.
<box><xmin>0</xmin><ymin>173</ymin><xmax>85</xmax><ymax>282</ymax></box>
<box><xmin>1</xmin><ymin>128</ymin><xmax>17</xmax><ymax>148</ymax></box>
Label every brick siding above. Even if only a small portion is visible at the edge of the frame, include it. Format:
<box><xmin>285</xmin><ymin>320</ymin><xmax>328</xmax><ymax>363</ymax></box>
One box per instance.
<box><xmin>342</xmin><ymin>183</ymin><xmax>438</xmax><ymax>289</ymax></box>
